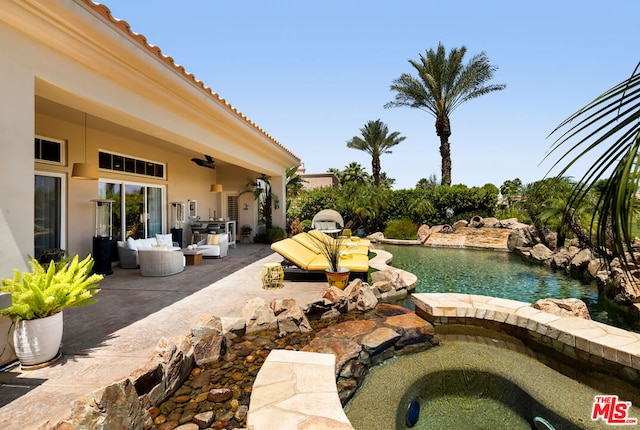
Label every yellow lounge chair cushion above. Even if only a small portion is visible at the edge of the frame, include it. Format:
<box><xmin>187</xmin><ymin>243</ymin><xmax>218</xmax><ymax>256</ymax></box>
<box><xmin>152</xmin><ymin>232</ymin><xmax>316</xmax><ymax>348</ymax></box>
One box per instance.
<box><xmin>271</xmin><ymin>238</ymin><xmax>368</xmax><ymax>272</ymax></box>
<box><xmin>301</xmin><ymin>231</ymin><xmax>370</xmax><ymax>255</ymax></box>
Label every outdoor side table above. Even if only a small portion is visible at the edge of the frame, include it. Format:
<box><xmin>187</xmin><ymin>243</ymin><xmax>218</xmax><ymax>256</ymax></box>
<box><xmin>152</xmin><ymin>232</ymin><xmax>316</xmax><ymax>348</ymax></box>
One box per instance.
<box><xmin>261</xmin><ymin>263</ymin><xmax>284</xmax><ymax>289</ymax></box>
<box><xmin>182</xmin><ymin>249</ymin><xmax>204</xmax><ymax>265</ymax></box>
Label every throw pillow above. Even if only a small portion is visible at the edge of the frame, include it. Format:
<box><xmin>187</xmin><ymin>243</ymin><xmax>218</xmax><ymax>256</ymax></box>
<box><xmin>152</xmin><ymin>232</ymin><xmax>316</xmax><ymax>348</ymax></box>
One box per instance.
<box><xmin>156</xmin><ymin>233</ymin><xmax>174</xmax><ymax>246</ymax></box>
<box><xmin>127</xmin><ymin>236</ymin><xmax>137</xmax><ymax>250</ymax></box>
<box><xmin>208</xmin><ymin>234</ymin><xmax>221</xmax><ymax>245</ymax></box>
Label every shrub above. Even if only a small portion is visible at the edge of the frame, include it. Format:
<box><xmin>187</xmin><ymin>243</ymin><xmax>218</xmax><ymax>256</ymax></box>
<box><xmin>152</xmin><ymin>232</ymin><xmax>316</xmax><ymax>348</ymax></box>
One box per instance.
<box><xmin>267</xmin><ymin>227</ymin><xmax>286</xmax><ymax>242</ymax></box>
<box><xmin>384</xmin><ymin>218</ymin><xmax>419</xmax><ymax>240</ymax></box>
<box><xmin>289</xmin><ymin>219</ymin><xmax>305</xmax><ymax>236</ymax></box>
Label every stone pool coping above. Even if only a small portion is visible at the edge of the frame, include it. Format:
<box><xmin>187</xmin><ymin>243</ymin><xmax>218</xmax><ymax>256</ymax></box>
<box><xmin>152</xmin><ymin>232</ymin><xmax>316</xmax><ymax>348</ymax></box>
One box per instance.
<box><xmin>411</xmin><ymin>293</ymin><xmax>640</xmax><ymax>381</ymax></box>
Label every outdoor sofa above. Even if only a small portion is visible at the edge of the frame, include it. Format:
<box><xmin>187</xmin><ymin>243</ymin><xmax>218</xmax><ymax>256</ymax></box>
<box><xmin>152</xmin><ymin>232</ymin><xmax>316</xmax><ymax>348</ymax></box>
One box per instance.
<box><xmin>138</xmin><ymin>249</ymin><xmax>185</xmax><ymax>277</ymax></box>
<box><xmin>117</xmin><ymin>234</ymin><xmax>181</xmax><ymax>268</ymax></box>
<box><xmin>270</xmin><ymin>231</ymin><xmax>370</xmax><ymax>281</ymax></box>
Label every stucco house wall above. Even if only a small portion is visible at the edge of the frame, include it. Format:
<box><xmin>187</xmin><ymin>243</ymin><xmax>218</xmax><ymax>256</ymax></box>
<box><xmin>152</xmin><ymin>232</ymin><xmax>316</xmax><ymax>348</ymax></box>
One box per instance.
<box><xmin>0</xmin><ymin>0</ymin><xmax>299</xmax><ymax>366</ymax></box>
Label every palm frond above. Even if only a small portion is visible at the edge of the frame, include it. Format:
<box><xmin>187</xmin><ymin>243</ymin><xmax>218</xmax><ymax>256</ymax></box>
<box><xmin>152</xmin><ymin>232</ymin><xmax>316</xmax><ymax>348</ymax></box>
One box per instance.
<box><xmin>547</xmin><ymin>62</ymin><xmax>640</xmax><ymax>267</ymax></box>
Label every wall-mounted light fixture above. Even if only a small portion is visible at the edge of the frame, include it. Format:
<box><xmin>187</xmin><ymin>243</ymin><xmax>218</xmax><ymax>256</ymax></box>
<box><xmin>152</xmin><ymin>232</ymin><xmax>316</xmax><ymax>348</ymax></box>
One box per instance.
<box><xmin>71</xmin><ymin>113</ymin><xmax>99</xmax><ymax>180</ymax></box>
<box><xmin>210</xmin><ymin>183</ymin><xmax>223</xmax><ymax>193</ymax></box>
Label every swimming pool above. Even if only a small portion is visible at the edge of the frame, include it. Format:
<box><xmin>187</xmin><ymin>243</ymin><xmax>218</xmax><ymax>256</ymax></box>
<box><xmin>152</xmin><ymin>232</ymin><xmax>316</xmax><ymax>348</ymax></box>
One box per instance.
<box><xmin>378</xmin><ymin>244</ymin><xmax>639</xmax><ymax>332</ymax></box>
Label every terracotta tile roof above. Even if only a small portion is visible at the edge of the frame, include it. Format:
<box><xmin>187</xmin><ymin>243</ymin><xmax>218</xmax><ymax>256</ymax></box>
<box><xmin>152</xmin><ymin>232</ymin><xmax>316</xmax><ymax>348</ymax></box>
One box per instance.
<box><xmin>84</xmin><ymin>0</ymin><xmax>298</xmax><ymax>160</ymax></box>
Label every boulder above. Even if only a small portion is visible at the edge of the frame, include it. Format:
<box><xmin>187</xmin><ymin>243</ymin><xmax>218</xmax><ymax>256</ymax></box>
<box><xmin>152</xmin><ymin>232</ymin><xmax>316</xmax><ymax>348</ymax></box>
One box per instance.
<box><xmin>482</xmin><ymin>217</ymin><xmax>501</xmax><ymax>228</ymax></box>
<box><xmin>70</xmin><ymin>379</ymin><xmax>152</xmax><ymax>430</ymax></box>
<box><xmin>241</xmin><ymin>297</ymin><xmax>277</xmax><ymax>333</ymax></box>
<box><xmin>269</xmin><ymin>297</ymin><xmax>298</xmax><ymax>315</ymax></box>
<box><xmin>533</xmin><ymin>298</ymin><xmax>591</xmax><ymax>320</ymax></box>
<box><xmin>276</xmin><ymin>302</ymin><xmax>312</xmax><ymax>335</ymax></box>
<box><xmin>570</xmin><ymin>248</ymin><xmax>594</xmax><ymax>272</ymax></box>
<box><xmin>530</xmin><ymin>243</ymin><xmax>553</xmax><ymax>262</ymax></box>
<box><xmin>417</xmin><ymin>224</ymin><xmax>432</xmax><ymax>243</ymax></box>
<box><xmin>551</xmin><ymin>246</ymin><xmax>580</xmax><ymax>269</ymax></box>
<box><xmin>367</xmin><ymin>232</ymin><xmax>385</xmax><ymax>242</ymax></box>
<box><xmin>452</xmin><ymin>220</ymin><xmax>469</xmax><ymax>231</ymax></box>
<box><xmin>220</xmin><ymin>317</ymin><xmax>246</xmax><ymax>339</ymax></box>
<box><xmin>360</xmin><ymin>327</ymin><xmax>401</xmax><ymax>355</ymax></box>
<box><xmin>500</xmin><ymin>218</ymin><xmax>527</xmax><ymax>229</ymax></box>
<box><xmin>507</xmin><ymin>227</ymin><xmax>532</xmax><ymax>250</ymax></box>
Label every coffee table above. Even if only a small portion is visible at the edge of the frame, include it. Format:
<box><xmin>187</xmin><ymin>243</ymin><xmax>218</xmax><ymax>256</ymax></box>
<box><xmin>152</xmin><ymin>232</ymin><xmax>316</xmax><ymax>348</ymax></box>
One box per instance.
<box><xmin>182</xmin><ymin>249</ymin><xmax>204</xmax><ymax>265</ymax></box>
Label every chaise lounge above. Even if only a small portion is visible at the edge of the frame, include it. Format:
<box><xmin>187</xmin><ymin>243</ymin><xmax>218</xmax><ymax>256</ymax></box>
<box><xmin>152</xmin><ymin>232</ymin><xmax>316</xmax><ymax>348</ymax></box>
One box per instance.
<box><xmin>270</xmin><ymin>231</ymin><xmax>370</xmax><ymax>280</ymax></box>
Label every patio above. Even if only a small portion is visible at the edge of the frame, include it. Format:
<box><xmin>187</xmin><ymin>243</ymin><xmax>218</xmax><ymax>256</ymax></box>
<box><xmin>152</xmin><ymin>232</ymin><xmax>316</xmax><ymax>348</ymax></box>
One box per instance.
<box><xmin>0</xmin><ymin>243</ymin><xmax>331</xmax><ymax>430</ymax></box>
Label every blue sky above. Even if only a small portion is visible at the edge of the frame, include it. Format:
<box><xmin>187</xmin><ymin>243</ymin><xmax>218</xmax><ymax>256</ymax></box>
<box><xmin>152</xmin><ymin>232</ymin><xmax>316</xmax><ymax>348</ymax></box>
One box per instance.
<box><xmin>101</xmin><ymin>1</ymin><xmax>639</xmax><ymax>190</ymax></box>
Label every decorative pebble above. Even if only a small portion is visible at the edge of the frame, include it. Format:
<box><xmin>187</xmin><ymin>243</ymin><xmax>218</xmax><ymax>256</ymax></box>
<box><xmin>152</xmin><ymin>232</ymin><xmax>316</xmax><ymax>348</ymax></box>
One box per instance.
<box><xmin>147</xmin><ymin>406</ymin><xmax>161</xmax><ymax>419</ymax></box>
<box><xmin>172</xmin><ymin>395</ymin><xmax>191</xmax><ymax>404</ymax></box>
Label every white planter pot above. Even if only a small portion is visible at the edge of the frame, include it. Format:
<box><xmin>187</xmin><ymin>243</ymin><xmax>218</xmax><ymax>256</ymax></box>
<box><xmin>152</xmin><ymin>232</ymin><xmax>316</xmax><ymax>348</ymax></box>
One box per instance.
<box><xmin>13</xmin><ymin>312</ymin><xmax>63</xmax><ymax>366</ymax></box>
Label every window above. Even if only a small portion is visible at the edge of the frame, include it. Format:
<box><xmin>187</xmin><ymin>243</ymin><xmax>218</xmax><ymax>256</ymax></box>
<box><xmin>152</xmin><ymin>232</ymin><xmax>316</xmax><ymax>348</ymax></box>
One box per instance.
<box><xmin>34</xmin><ymin>136</ymin><xmax>65</xmax><ymax>164</ymax></box>
<box><xmin>34</xmin><ymin>173</ymin><xmax>65</xmax><ymax>255</ymax></box>
<box><xmin>227</xmin><ymin>194</ymin><xmax>239</xmax><ymax>232</ymax></box>
<box><xmin>98</xmin><ymin>150</ymin><xmax>165</xmax><ymax>179</ymax></box>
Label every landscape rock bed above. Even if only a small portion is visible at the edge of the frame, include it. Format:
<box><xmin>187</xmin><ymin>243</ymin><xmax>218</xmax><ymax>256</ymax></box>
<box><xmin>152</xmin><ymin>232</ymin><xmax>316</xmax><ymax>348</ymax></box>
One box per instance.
<box><xmin>147</xmin><ymin>304</ymin><xmax>437</xmax><ymax>430</ymax></box>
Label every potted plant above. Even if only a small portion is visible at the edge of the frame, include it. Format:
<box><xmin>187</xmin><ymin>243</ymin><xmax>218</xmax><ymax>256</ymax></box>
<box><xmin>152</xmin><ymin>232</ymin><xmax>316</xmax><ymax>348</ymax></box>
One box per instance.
<box><xmin>0</xmin><ymin>254</ymin><xmax>102</xmax><ymax>367</ymax></box>
<box><xmin>309</xmin><ymin>232</ymin><xmax>351</xmax><ymax>289</ymax></box>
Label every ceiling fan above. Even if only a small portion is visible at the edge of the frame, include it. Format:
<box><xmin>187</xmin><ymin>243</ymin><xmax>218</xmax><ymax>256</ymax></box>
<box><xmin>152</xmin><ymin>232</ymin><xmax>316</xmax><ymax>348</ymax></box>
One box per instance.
<box><xmin>191</xmin><ymin>154</ymin><xmax>216</xmax><ymax>169</ymax></box>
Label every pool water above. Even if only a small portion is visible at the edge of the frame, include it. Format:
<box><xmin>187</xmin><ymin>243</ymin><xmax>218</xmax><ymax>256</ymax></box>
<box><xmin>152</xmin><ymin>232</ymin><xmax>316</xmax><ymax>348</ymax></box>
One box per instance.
<box><xmin>378</xmin><ymin>244</ymin><xmax>640</xmax><ymax>332</ymax></box>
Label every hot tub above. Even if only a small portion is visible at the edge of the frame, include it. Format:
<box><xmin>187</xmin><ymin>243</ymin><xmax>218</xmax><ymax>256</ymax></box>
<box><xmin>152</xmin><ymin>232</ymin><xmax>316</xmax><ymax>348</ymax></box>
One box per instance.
<box><xmin>344</xmin><ymin>332</ymin><xmax>639</xmax><ymax>429</ymax></box>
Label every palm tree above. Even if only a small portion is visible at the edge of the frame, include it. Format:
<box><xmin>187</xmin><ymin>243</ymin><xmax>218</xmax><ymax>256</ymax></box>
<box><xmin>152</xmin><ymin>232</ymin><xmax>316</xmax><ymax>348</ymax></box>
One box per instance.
<box><xmin>337</xmin><ymin>162</ymin><xmax>370</xmax><ymax>185</ymax></box>
<box><xmin>416</xmin><ymin>174</ymin><xmax>439</xmax><ymax>191</ymax></box>
<box><xmin>244</xmin><ymin>174</ymin><xmax>280</xmax><ymax>230</ymax></box>
<box><xmin>285</xmin><ymin>166</ymin><xmax>306</xmax><ymax>206</ymax></box>
<box><xmin>385</xmin><ymin>43</ymin><xmax>506</xmax><ymax>186</ymax></box>
<box><xmin>346</xmin><ymin>119</ymin><xmax>406</xmax><ymax>187</ymax></box>
<box><xmin>547</xmin><ymin>62</ymin><xmax>640</xmax><ymax>268</ymax></box>
<box><xmin>378</xmin><ymin>172</ymin><xmax>396</xmax><ymax>190</ymax></box>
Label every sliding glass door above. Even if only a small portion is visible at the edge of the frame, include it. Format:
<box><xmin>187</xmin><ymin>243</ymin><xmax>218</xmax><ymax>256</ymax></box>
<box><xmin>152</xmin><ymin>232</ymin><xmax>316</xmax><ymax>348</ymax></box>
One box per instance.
<box><xmin>99</xmin><ymin>181</ymin><xmax>164</xmax><ymax>241</ymax></box>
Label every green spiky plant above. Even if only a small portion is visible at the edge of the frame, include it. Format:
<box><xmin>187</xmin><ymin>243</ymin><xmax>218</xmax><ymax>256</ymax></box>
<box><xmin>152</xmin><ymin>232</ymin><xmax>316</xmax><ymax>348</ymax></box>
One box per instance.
<box><xmin>307</xmin><ymin>231</ymin><xmax>349</xmax><ymax>273</ymax></box>
<box><xmin>0</xmin><ymin>254</ymin><xmax>102</xmax><ymax>322</ymax></box>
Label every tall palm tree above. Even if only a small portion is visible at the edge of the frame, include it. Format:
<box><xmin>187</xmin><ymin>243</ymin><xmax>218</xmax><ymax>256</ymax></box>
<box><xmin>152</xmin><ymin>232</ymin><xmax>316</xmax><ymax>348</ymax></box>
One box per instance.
<box><xmin>346</xmin><ymin>119</ymin><xmax>406</xmax><ymax>187</ymax></box>
<box><xmin>547</xmin><ymin>62</ymin><xmax>640</xmax><ymax>268</ymax></box>
<box><xmin>385</xmin><ymin>43</ymin><xmax>506</xmax><ymax>186</ymax></box>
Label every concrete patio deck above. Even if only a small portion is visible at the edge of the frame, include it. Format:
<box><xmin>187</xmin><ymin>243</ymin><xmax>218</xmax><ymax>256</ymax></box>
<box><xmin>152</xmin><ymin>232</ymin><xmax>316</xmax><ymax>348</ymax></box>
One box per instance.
<box><xmin>0</xmin><ymin>243</ymin><xmax>333</xmax><ymax>430</ymax></box>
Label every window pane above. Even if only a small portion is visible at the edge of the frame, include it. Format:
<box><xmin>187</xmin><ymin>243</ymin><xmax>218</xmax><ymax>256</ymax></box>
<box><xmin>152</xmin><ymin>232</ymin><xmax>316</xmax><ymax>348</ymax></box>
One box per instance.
<box><xmin>125</xmin><ymin>184</ymin><xmax>145</xmax><ymax>239</ymax></box>
<box><xmin>99</xmin><ymin>182</ymin><xmax>122</xmax><ymax>240</ymax></box>
<box><xmin>41</xmin><ymin>140</ymin><xmax>61</xmax><ymax>162</ymax></box>
<box><xmin>147</xmin><ymin>187</ymin><xmax>162</xmax><ymax>237</ymax></box>
<box><xmin>34</xmin><ymin>175</ymin><xmax>61</xmax><ymax>255</ymax></box>
<box><xmin>113</xmin><ymin>155</ymin><xmax>124</xmax><ymax>171</ymax></box>
<box><xmin>35</xmin><ymin>138</ymin><xmax>41</xmax><ymax>159</ymax></box>
<box><xmin>99</xmin><ymin>151</ymin><xmax>112</xmax><ymax>169</ymax></box>
<box><xmin>135</xmin><ymin>160</ymin><xmax>145</xmax><ymax>175</ymax></box>
<box><xmin>155</xmin><ymin>164</ymin><xmax>164</xmax><ymax>178</ymax></box>
<box><xmin>124</xmin><ymin>157</ymin><xmax>135</xmax><ymax>173</ymax></box>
